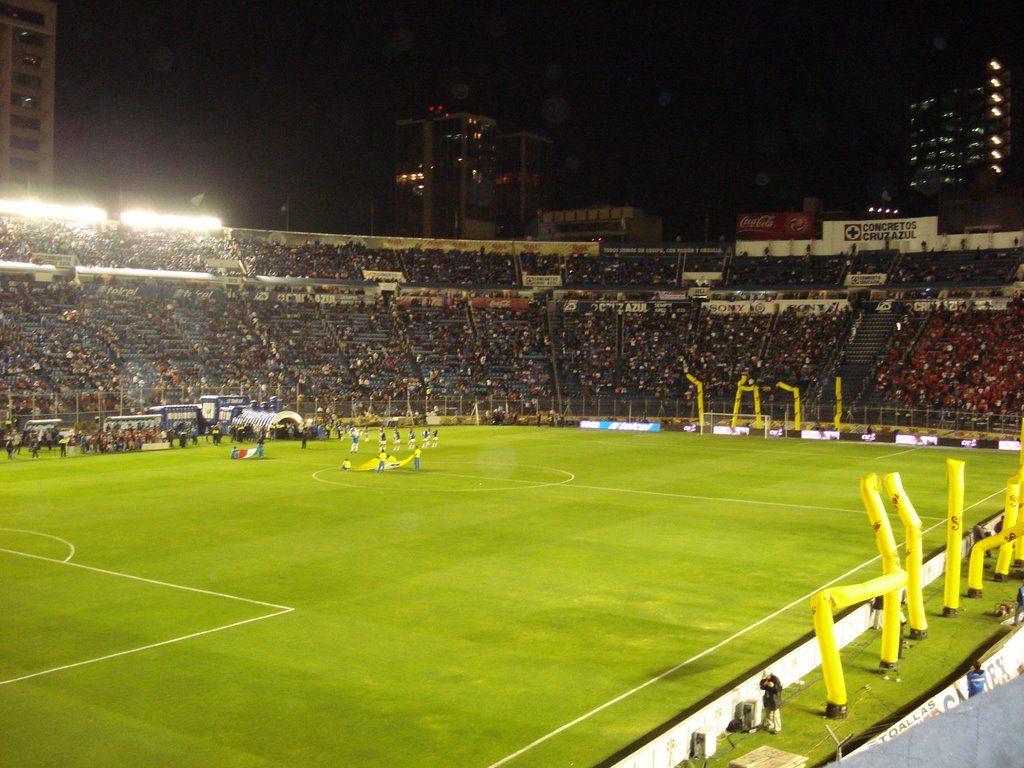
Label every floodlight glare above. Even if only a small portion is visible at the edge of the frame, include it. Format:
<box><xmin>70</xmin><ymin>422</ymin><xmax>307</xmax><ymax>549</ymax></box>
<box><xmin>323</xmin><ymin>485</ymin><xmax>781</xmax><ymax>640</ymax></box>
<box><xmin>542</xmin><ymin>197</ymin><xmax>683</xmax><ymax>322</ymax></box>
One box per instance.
<box><xmin>0</xmin><ymin>199</ymin><xmax>107</xmax><ymax>222</ymax></box>
<box><xmin>121</xmin><ymin>210</ymin><xmax>223</xmax><ymax>230</ymax></box>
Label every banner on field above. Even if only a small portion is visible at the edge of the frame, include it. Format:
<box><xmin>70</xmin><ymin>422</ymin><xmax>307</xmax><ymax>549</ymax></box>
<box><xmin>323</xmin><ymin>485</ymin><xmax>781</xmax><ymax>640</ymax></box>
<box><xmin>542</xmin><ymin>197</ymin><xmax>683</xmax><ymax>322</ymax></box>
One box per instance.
<box><xmin>579</xmin><ymin>420</ymin><xmax>661</xmax><ymax>432</ymax></box>
<box><xmin>735</xmin><ymin>213</ymin><xmax>815</xmax><ymax>240</ymax></box>
<box><xmin>354</xmin><ymin>453</ymin><xmax>415</xmax><ymax>471</ymax></box>
<box><xmin>801</xmin><ymin>430</ymin><xmax>840</xmax><ymax>440</ymax></box>
<box><xmin>712</xmin><ymin>425</ymin><xmax>750</xmax><ymax>435</ymax></box>
<box><xmin>230</xmin><ymin>446</ymin><xmax>265</xmax><ymax>459</ymax></box>
<box><xmin>895</xmin><ymin>434</ymin><xmax>939</xmax><ymax>446</ymax></box>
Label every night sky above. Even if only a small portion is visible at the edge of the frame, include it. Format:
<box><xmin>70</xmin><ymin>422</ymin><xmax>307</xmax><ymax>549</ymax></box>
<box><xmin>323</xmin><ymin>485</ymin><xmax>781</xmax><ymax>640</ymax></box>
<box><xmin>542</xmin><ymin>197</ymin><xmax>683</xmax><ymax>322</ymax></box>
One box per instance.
<box><xmin>53</xmin><ymin>1</ymin><xmax>1018</xmax><ymax>240</ymax></box>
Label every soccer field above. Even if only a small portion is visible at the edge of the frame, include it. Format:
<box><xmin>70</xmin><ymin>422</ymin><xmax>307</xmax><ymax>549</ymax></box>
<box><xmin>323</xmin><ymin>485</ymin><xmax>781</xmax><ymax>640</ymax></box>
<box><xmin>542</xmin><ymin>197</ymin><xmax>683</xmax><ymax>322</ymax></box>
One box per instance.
<box><xmin>0</xmin><ymin>426</ymin><xmax>1015</xmax><ymax>767</ymax></box>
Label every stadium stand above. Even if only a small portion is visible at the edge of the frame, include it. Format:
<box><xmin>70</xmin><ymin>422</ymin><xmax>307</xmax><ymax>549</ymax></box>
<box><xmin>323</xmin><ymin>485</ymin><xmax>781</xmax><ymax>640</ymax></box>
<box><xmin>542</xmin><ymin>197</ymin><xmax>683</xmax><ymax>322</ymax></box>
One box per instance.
<box><xmin>1</xmin><ymin>214</ymin><xmax>1022</xmax><ymax>430</ymax></box>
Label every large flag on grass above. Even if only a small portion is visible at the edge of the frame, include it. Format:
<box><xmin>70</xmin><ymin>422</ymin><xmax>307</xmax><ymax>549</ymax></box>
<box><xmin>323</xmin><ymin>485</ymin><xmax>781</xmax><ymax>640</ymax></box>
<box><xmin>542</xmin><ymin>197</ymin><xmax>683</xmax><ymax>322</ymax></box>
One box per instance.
<box><xmin>354</xmin><ymin>454</ymin><xmax>414</xmax><ymax>471</ymax></box>
<box><xmin>230</xmin><ymin>446</ymin><xmax>265</xmax><ymax>459</ymax></box>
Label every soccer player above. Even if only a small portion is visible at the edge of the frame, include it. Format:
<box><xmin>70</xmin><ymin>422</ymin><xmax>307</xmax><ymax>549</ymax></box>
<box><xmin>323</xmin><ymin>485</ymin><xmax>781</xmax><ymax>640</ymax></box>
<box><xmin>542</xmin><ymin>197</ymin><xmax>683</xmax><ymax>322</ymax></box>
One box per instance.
<box><xmin>392</xmin><ymin>428</ymin><xmax>401</xmax><ymax>448</ymax></box>
<box><xmin>430</xmin><ymin>428</ymin><xmax>438</xmax><ymax>448</ymax></box>
<box><xmin>407</xmin><ymin>428</ymin><xmax>416</xmax><ymax>450</ymax></box>
<box><xmin>350</xmin><ymin>428</ymin><xmax>360</xmax><ymax>453</ymax></box>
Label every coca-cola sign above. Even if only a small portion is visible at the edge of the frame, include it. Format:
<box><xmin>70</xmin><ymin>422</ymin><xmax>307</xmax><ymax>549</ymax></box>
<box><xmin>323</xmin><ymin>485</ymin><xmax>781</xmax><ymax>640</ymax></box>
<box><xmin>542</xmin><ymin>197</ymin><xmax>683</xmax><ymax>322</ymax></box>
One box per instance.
<box><xmin>735</xmin><ymin>212</ymin><xmax>815</xmax><ymax>240</ymax></box>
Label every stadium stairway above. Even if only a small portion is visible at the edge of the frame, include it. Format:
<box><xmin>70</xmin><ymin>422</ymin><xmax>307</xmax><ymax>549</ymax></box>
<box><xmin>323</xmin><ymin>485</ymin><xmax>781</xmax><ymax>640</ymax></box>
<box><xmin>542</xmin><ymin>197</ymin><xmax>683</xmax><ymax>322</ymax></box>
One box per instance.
<box><xmin>831</xmin><ymin>306</ymin><xmax>900</xmax><ymax>407</ymax></box>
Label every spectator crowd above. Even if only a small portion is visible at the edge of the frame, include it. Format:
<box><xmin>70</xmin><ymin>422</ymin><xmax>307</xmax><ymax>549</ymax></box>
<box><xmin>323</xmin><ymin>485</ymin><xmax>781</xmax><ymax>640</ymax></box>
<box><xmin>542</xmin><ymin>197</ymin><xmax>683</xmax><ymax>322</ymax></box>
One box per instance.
<box><xmin>1</xmin><ymin>216</ymin><xmax>1022</xmax><ymax>422</ymax></box>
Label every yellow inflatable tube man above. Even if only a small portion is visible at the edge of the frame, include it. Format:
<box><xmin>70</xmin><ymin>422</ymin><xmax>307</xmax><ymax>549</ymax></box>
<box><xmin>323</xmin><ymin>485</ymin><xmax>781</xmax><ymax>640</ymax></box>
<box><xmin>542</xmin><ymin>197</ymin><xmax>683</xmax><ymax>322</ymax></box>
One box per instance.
<box><xmin>881</xmin><ymin>473</ymin><xmax>928</xmax><ymax>639</ymax></box>
<box><xmin>811</xmin><ymin>570</ymin><xmax>907</xmax><ymax>719</ymax></box>
<box><xmin>967</xmin><ymin>477</ymin><xmax>1022</xmax><ymax>596</ymax></box>
<box><xmin>812</xmin><ymin>474</ymin><xmax>910</xmax><ymax>719</ymax></box>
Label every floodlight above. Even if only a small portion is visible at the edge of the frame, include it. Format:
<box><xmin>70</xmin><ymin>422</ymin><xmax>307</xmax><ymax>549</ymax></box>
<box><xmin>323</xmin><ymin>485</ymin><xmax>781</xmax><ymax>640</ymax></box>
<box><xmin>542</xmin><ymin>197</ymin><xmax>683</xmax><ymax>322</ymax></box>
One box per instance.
<box><xmin>0</xmin><ymin>199</ymin><xmax>107</xmax><ymax>222</ymax></box>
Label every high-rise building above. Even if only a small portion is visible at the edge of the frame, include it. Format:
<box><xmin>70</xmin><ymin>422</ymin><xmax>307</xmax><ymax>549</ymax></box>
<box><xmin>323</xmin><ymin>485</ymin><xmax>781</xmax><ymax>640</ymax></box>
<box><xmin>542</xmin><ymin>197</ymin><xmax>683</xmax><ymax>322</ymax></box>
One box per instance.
<box><xmin>0</xmin><ymin>0</ymin><xmax>55</xmax><ymax>195</ymax></box>
<box><xmin>909</xmin><ymin>58</ymin><xmax>1016</xmax><ymax>194</ymax></box>
<box><xmin>494</xmin><ymin>130</ymin><xmax>552</xmax><ymax>238</ymax></box>
<box><xmin>394</xmin><ymin>109</ymin><xmax>497</xmax><ymax>239</ymax></box>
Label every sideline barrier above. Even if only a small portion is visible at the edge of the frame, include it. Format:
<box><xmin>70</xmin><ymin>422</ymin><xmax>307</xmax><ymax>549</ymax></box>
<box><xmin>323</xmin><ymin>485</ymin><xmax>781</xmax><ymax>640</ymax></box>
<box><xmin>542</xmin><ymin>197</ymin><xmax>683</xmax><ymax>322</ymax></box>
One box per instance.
<box><xmin>847</xmin><ymin>623</ymin><xmax>1024</xmax><ymax>755</ymax></box>
<box><xmin>607</xmin><ymin>542</ymin><xmax>961</xmax><ymax>768</ymax></box>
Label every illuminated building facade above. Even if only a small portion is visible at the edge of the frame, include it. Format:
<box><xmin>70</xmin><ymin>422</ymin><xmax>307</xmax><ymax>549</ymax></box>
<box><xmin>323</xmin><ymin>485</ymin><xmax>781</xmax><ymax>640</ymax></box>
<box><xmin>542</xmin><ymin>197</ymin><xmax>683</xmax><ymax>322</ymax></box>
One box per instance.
<box><xmin>494</xmin><ymin>130</ymin><xmax>552</xmax><ymax>238</ymax></box>
<box><xmin>909</xmin><ymin>58</ymin><xmax>1016</xmax><ymax>193</ymax></box>
<box><xmin>394</xmin><ymin>109</ymin><xmax>497</xmax><ymax>239</ymax></box>
<box><xmin>0</xmin><ymin>0</ymin><xmax>55</xmax><ymax>195</ymax></box>
<box><xmin>537</xmin><ymin>206</ymin><xmax>663</xmax><ymax>243</ymax></box>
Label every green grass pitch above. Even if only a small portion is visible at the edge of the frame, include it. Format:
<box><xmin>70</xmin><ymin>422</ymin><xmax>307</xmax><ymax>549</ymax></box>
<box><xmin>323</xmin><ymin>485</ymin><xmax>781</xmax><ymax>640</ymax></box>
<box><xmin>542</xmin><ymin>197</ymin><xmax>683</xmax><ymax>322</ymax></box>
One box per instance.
<box><xmin>1</xmin><ymin>427</ymin><xmax>1018</xmax><ymax>767</ymax></box>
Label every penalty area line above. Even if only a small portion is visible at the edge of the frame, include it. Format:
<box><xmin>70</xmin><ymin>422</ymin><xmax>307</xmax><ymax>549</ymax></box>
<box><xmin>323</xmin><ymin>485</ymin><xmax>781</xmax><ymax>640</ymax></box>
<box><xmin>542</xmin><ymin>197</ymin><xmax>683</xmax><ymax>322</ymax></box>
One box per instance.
<box><xmin>483</xmin><ymin>555</ymin><xmax>883</xmax><ymax>768</ymax></box>
<box><xmin>0</xmin><ymin>608</ymin><xmax>293</xmax><ymax>686</ymax></box>
<box><xmin>0</xmin><ymin>548</ymin><xmax>295</xmax><ymax>687</ymax></box>
<box><xmin>483</xmin><ymin>484</ymin><xmax>1007</xmax><ymax>768</ymax></box>
<box><xmin>0</xmin><ymin>548</ymin><xmax>293</xmax><ymax>610</ymax></box>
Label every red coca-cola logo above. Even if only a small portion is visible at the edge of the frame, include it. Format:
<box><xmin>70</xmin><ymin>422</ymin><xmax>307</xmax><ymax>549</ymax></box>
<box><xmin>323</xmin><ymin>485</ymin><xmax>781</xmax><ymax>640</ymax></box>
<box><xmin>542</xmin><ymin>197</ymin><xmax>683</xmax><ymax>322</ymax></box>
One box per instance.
<box><xmin>738</xmin><ymin>215</ymin><xmax>776</xmax><ymax>228</ymax></box>
<box><xmin>736</xmin><ymin>212</ymin><xmax>815</xmax><ymax>239</ymax></box>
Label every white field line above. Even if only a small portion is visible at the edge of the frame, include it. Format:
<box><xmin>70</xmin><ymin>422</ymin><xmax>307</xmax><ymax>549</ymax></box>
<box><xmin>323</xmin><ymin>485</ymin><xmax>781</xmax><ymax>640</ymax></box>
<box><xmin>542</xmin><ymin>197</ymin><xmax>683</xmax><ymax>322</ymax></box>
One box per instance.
<box><xmin>563</xmin><ymin>482</ymin><xmax>947</xmax><ymax>521</ymax></box>
<box><xmin>0</xmin><ymin>548</ymin><xmax>294</xmax><ymax>686</ymax></box>
<box><xmin>0</xmin><ymin>527</ymin><xmax>75</xmax><ymax>561</ymax></box>
<box><xmin>874</xmin><ymin>447</ymin><xmax>924</xmax><ymax>460</ymax></box>
<box><xmin>483</xmin><ymin>485</ymin><xmax>1005</xmax><ymax>768</ymax></box>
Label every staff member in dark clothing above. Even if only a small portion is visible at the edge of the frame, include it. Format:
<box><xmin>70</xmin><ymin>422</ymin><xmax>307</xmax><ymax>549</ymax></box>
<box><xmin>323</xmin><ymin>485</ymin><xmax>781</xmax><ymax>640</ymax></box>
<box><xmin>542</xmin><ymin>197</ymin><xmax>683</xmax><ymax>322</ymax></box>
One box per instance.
<box><xmin>760</xmin><ymin>670</ymin><xmax>783</xmax><ymax>734</ymax></box>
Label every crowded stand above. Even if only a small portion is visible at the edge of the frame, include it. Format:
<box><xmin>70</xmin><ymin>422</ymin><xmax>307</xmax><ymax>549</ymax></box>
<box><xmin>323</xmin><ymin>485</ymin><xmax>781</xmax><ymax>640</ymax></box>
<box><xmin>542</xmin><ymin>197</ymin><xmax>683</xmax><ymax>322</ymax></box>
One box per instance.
<box><xmin>552</xmin><ymin>303</ymin><xmax>621</xmax><ymax>397</ymax></box>
<box><xmin>682</xmin><ymin>311</ymin><xmax>776</xmax><ymax>396</ymax></box>
<box><xmin>396</xmin><ymin>298</ymin><xmax>479</xmax><ymax>397</ymax></box>
<box><xmin>471</xmin><ymin>300</ymin><xmax>552</xmax><ymax>401</ymax></box>
<box><xmin>564</xmin><ymin>253</ymin><xmax>679</xmax><ymax>286</ymax></box>
<box><xmin>761</xmin><ymin>307</ymin><xmax>851</xmax><ymax>390</ymax></box>
<box><xmin>618</xmin><ymin>304</ymin><xmax>700</xmax><ymax>398</ymax></box>
<box><xmin>400</xmin><ymin>247</ymin><xmax>516</xmax><ymax>285</ymax></box>
<box><xmin>518</xmin><ymin>250</ymin><xmax>563</xmax><ymax>280</ymax></box>
<box><xmin>723</xmin><ymin>254</ymin><xmax>845</xmax><ymax>288</ymax></box>
<box><xmin>2</xmin><ymin>211</ymin><xmax>1023</xmax><ymax>432</ymax></box>
<box><xmin>888</xmin><ymin>249</ymin><xmax>1020</xmax><ymax>286</ymax></box>
<box><xmin>873</xmin><ymin>299</ymin><xmax>1024</xmax><ymax>413</ymax></box>
<box><xmin>846</xmin><ymin>249</ymin><xmax>898</xmax><ymax>276</ymax></box>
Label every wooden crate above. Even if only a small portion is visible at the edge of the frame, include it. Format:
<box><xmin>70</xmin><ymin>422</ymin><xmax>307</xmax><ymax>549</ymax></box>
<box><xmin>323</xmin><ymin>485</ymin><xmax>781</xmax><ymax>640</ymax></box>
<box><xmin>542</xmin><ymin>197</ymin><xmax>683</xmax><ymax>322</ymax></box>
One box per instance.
<box><xmin>728</xmin><ymin>744</ymin><xmax>809</xmax><ymax>768</ymax></box>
